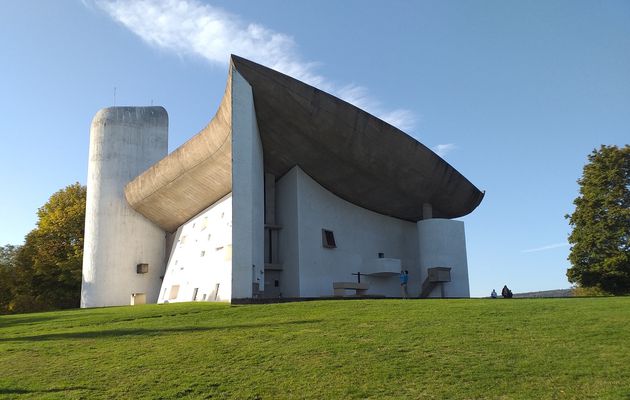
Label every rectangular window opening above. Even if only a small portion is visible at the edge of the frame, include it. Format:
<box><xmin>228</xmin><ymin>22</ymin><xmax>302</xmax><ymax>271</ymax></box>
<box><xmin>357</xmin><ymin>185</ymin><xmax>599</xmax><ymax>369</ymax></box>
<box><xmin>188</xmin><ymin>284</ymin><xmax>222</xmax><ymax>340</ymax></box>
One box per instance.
<box><xmin>169</xmin><ymin>285</ymin><xmax>180</xmax><ymax>300</ymax></box>
<box><xmin>322</xmin><ymin>229</ymin><xmax>336</xmax><ymax>248</ymax></box>
<box><xmin>136</xmin><ymin>263</ymin><xmax>149</xmax><ymax>274</ymax></box>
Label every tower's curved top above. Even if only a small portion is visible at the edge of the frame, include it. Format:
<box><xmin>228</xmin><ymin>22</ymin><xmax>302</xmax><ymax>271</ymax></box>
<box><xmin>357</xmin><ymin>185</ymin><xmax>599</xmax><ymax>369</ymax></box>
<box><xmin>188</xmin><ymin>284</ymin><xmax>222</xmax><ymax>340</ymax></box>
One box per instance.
<box><xmin>125</xmin><ymin>55</ymin><xmax>484</xmax><ymax>232</ymax></box>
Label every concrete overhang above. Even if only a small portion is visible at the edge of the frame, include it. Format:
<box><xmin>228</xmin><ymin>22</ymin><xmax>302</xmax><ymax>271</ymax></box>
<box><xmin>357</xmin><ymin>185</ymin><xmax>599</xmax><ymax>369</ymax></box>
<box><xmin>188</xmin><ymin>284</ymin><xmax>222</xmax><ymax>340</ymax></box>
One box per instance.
<box><xmin>124</xmin><ymin>73</ymin><xmax>233</xmax><ymax>232</ymax></box>
<box><xmin>125</xmin><ymin>55</ymin><xmax>484</xmax><ymax>232</ymax></box>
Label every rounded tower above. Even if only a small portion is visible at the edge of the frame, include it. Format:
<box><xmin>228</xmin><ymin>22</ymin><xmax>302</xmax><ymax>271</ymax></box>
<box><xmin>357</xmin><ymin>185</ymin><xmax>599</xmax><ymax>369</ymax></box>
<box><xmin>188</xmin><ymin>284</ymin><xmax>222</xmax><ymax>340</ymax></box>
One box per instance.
<box><xmin>81</xmin><ymin>107</ymin><xmax>168</xmax><ymax>307</ymax></box>
<box><xmin>417</xmin><ymin>218</ymin><xmax>470</xmax><ymax>298</ymax></box>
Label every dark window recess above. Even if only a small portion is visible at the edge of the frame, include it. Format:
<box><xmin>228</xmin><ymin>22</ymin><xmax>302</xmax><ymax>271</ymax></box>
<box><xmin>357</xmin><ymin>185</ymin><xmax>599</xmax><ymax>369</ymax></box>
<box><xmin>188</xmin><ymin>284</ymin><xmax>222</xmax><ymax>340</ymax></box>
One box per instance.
<box><xmin>136</xmin><ymin>263</ymin><xmax>149</xmax><ymax>274</ymax></box>
<box><xmin>322</xmin><ymin>229</ymin><xmax>336</xmax><ymax>248</ymax></box>
<box><xmin>274</xmin><ymin>280</ymin><xmax>280</xmax><ymax>287</ymax></box>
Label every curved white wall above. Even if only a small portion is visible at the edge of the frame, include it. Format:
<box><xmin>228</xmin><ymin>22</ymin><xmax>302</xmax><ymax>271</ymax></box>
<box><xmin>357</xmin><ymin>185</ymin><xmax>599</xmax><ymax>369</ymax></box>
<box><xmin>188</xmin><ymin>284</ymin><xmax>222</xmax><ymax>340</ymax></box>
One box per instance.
<box><xmin>417</xmin><ymin>219</ymin><xmax>470</xmax><ymax>298</ymax></box>
<box><xmin>276</xmin><ymin>167</ymin><xmax>419</xmax><ymax>298</ymax></box>
<box><xmin>81</xmin><ymin>107</ymin><xmax>168</xmax><ymax>307</ymax></box>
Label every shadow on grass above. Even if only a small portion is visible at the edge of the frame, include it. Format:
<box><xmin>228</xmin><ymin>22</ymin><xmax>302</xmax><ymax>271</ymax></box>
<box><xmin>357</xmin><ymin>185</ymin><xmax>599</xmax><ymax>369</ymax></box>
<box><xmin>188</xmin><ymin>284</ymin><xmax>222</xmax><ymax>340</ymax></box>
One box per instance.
<box><xmin>0</xmin><ymin>309</ymin><xmax>127</xmax><ymax>329</ymax></box>
<box><xmin>0</xmin><ymin>314</ymin><xmax>70</xmax><ymax>329</ymax></box>
<box><xmin>0</xmin><ymin>319</ymin><xmax>322</xmax><ymax>342</ymax></box>
<box><xmin>0</xmin><ymin>387</ymin><xmax>94</xmax><ymax>394</ymax></box>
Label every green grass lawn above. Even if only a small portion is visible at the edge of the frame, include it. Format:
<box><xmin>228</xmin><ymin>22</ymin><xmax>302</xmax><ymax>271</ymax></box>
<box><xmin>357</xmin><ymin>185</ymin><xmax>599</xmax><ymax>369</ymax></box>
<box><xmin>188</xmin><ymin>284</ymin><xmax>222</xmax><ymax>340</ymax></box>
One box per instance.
<box><xmin>1</xmin><ymin>298</ymin><xmax>629</xmax><ymax>399</ymax></box>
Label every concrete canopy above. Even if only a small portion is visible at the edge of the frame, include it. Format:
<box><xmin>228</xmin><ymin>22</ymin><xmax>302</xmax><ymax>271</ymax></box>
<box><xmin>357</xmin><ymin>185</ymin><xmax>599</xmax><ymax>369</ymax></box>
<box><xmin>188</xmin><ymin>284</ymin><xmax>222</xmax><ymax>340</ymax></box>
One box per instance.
<box><xmin>125</xmin><ymin>55</ymin><xmax>484</xmax><ymax>232</ymax></box>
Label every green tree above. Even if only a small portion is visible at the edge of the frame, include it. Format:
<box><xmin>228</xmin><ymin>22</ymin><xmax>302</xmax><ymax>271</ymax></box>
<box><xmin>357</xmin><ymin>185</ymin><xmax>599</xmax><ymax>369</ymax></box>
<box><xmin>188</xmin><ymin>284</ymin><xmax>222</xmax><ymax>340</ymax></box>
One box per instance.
<box><xmin>566</xmin><ymin>145</ymin><xmax>630</xmax><ymax>294</ymax></box>
<box><xmin>9</xmin><ymin>183</ymin><xmax>87</xmax><ymax>312</ymax></box>
<box><xmin>0</xmin><ymin>245</ymin><xmax>20</xmax><ymax>313</ymax></box>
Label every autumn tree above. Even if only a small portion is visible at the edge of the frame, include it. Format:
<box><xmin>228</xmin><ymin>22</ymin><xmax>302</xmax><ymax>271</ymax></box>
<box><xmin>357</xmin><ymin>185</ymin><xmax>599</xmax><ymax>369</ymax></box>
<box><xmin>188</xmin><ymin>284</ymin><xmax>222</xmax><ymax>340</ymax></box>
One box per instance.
<box><xmin>566</xmin><ymin>145</ymin><xmax>630</xmax><ymax>294</ymax></box>
<box><xmin>8</xmin><ymin>183</ymin><xmax>87</xmax><ymax>312</ymax></box>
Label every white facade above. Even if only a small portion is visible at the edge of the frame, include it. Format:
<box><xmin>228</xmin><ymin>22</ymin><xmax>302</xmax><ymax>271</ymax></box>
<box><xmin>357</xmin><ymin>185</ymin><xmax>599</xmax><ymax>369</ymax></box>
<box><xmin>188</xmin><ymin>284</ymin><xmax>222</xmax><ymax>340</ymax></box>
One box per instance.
<box><xmin>159</xmin><ymin>194</ymin><xmax>233</xmax><ymax>303</ymax></box>
<box><xmin>81</xmin><ymin>107</ymin><xmax>168</xmax><ymax>307</ymax></box>
<box><xmin>276</xmin><ymin>167</ymin><xmax>421</xmax><ymax>297</ymax></box>
<box><xmin>81</xmin><ymin>67</ymin><xmax>475</xmax><ymax>307</ymax></box>
<box><xmin>231</xmin><ymin>69</ymin><xmax>265</xmax><ymax>299</ymax></box>
<box><xmin>156</xmin><ymin>165</ymin><xmax>472</xmax><ymax>302</ymax></box>
<box><xmin>417</xmin><ymin>219</ymin><xmax>470</xmax><ymax>298</ymax></box>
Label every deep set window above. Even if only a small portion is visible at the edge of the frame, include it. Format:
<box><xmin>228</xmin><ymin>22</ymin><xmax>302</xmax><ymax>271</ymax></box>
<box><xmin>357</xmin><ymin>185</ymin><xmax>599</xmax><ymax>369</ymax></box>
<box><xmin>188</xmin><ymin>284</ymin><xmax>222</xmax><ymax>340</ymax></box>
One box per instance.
<box><xmin>136</xmin><ymin>263</ymin><xmax>149</xmax><ymax>274</ymax></box>
<box><xmin>322</xmin><ymin>229</ymin><xmax>336</xmax><ymax>248</ymax></box>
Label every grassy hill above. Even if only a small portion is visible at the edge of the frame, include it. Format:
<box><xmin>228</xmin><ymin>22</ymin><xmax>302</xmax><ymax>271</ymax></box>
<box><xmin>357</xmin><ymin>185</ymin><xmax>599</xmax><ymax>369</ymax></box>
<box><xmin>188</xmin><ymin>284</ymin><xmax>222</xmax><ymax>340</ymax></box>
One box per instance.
<box><xmin>1</xmin><ymin>298</ymin><xmax>629</xmax><ymax>399</ymax></box>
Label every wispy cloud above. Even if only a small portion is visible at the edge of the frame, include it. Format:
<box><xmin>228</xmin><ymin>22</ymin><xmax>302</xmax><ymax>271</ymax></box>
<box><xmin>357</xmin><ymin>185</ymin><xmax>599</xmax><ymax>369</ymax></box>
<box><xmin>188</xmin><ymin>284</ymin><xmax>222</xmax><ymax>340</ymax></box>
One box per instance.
<box><xmin>93</xmin><ymin>0</ymin><xmax>415</xmax><ymax>130</ymax></box>
<box><xmin>522</xmin><ymin>242</ymin><xmax>569</xmax><ymax>253</ymax></box>
<box><xmin>432</xmin><ymin>143</ymin><xmax>457</xmax><ymax>158</ymax></box>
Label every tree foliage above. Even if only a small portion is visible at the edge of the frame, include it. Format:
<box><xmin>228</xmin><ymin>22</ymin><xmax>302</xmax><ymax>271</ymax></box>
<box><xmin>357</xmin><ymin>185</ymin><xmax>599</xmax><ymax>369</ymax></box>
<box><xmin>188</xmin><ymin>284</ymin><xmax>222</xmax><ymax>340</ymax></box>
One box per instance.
<box><xmin>1</xmin><ymin>183</ymin><xmax>86</xmax><ymax>313</ymax></box>
<box><xmin>0</xmin><ymin>245</ymin><xmax>20</xmax><ymax>312</ymax></box>
<box><xmin>566</xmin><ymin>145</ymin><xmax>630</xmax><ymax>295</ymax></box>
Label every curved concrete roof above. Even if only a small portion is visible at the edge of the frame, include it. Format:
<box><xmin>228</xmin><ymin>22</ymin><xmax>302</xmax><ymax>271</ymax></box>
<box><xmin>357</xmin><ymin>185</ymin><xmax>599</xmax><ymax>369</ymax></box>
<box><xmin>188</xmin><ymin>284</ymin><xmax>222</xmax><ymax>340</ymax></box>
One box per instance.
<box><xmin>126</xmin><ymin>55</ymin><xmax>484</xmax><ymax>232</ymax></box>
<box><xmin>232</xmin><ymin>56</ymin><xmax>484</xmax><ymax>221</ymax></box>
<box><xmin>124</xmin><ymin>74</ymin><xmax>233</xmax><ymax>232</ymax></box>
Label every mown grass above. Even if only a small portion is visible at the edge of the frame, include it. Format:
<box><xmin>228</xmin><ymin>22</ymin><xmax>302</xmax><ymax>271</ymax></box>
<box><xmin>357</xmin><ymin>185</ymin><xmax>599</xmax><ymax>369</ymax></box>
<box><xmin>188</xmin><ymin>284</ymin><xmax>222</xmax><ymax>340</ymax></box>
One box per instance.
<box><xmin>0</xmin><ymin>298</ymin><xmax>629</xmax><ymax>399</ymax></box>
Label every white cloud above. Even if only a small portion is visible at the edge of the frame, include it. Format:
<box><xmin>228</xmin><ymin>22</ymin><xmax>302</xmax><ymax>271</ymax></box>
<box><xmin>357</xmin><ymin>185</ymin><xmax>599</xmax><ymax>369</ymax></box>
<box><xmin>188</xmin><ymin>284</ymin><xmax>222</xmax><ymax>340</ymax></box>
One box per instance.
<box><xmin>432</xmin><ymin>143</ymin><xmax>457</xmax><ymax>158</ymax></box>
<box><xmin>521</xmin><ymin>242</ymin><xmax>569</xmax><ymax>253</ymax></box>
<box><xmin>94</xmin><ymin>0</ymin><xmax>415</xmax><ymax>130</ymax></box>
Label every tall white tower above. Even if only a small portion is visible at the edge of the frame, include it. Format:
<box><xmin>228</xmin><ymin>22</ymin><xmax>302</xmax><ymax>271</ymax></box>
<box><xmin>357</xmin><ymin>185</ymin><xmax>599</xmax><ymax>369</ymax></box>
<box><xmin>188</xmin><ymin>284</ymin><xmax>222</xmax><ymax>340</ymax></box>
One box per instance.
<box><xmin>81</xmin><ymin>107</ymin><xmax>168</xmax><ymax>307</ymax></box>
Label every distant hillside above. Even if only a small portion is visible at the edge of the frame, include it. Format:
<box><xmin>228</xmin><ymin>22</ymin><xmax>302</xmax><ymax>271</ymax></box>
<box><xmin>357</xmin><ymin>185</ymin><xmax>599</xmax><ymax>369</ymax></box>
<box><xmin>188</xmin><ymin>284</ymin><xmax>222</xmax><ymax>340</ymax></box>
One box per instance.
<box><xmin>513</xmin><ymin>288</ymin><xmax>573</xmax><ymax>298</ymax></box>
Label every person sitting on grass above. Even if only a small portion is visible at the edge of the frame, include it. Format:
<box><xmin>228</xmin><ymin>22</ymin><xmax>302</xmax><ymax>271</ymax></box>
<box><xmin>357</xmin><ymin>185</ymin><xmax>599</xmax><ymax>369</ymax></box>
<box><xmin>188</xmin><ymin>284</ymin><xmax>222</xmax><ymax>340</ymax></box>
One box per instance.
<box><xmin>491</xmin><ymin>289</ymin><xmax>497</xmax><ymax>298</ymax></box>
<box><xmin>501</xmin><ymin>285</ymin><xmax>513</xmax><ymax>298</ymax></box>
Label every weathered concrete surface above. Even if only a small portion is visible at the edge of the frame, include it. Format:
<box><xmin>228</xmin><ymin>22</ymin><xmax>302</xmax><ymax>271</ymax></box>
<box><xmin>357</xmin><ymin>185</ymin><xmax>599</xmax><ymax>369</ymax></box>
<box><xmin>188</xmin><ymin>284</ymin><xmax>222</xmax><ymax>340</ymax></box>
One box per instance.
<box><xmin>126</xmin><ymin>55</ymin><xmax>484</xmax><ymax>231</ymax></box>
<box><xmin>82</xmin><ymin>106</ymin><xmax>168</xmax><ymax>308</ymax></box>
<box><xmin>124</xmin><ymin>75</ymin><xmax>233</xmax><ymax>232</ymax></box>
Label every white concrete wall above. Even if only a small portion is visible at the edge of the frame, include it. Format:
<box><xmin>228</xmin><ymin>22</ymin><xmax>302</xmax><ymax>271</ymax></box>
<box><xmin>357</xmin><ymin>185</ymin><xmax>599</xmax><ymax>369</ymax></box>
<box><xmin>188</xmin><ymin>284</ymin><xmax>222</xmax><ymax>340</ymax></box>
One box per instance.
<box><xmin>158</xmin><ymin>194</ymin><xmax>233</xmax><ymax>303</ymax></box>
<box><xmin>275</xmin><ymin>168</ymin><xmax>301</xmax><ymax>297</ymax></box>
<box><xmin>231</xmin><ymin>69</ymin><xmax>265</xmax><ymax>299</ymax></box>
<box><xmin>277</xmin><ymin>167</ymin><xmax>419</xmax><ymax>298</ymax></box>
<box><xmin>417</xmin><ymin>219</ymin><xmax>470</xmax><ymax>298</ymax></box>
<box><xmin>81</xmin><ymin>107</ymin><xmax>168</xmax><ymax>307</ymax></box>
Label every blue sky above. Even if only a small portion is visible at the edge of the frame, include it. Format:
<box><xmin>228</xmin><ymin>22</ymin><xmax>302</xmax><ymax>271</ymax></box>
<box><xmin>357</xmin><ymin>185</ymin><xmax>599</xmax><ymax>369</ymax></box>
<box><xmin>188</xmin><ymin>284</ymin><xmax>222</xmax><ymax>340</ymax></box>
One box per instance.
<box><xmin>0</xmin><ymin>0</ymin><xmax>628</xmax><ymax>297</ymax></box>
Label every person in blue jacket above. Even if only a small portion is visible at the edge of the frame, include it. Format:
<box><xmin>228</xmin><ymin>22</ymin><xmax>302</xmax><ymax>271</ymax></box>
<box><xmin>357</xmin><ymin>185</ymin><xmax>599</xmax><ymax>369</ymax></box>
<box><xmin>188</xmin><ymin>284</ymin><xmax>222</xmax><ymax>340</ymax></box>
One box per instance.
<box><xmin>400</xmin><ymin>270</ymin><xmax>409</xmax><ymax>299</ymax></box>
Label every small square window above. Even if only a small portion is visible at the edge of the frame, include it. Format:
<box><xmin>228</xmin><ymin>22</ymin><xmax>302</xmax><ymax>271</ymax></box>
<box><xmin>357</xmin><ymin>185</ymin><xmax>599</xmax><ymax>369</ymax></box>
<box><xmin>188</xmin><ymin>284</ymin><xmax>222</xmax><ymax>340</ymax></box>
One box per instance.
<box><xmin>322</xmin><ymin>229</ymin><xmax>336</xmax><ymax>248</ymax></box>
<box><xmin>136</xmin><ymin>263</ymin><xmax>149</xmax><ymax>274</ymax></box>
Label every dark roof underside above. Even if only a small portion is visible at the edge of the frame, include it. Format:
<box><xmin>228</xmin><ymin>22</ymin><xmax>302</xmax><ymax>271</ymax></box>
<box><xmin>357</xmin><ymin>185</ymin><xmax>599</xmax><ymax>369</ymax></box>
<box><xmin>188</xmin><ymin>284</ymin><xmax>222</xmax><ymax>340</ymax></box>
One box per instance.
<box><xmin>231</xmin><ymin>55</ymin><xmax>484</xmax><ymax>221</ymax></box>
